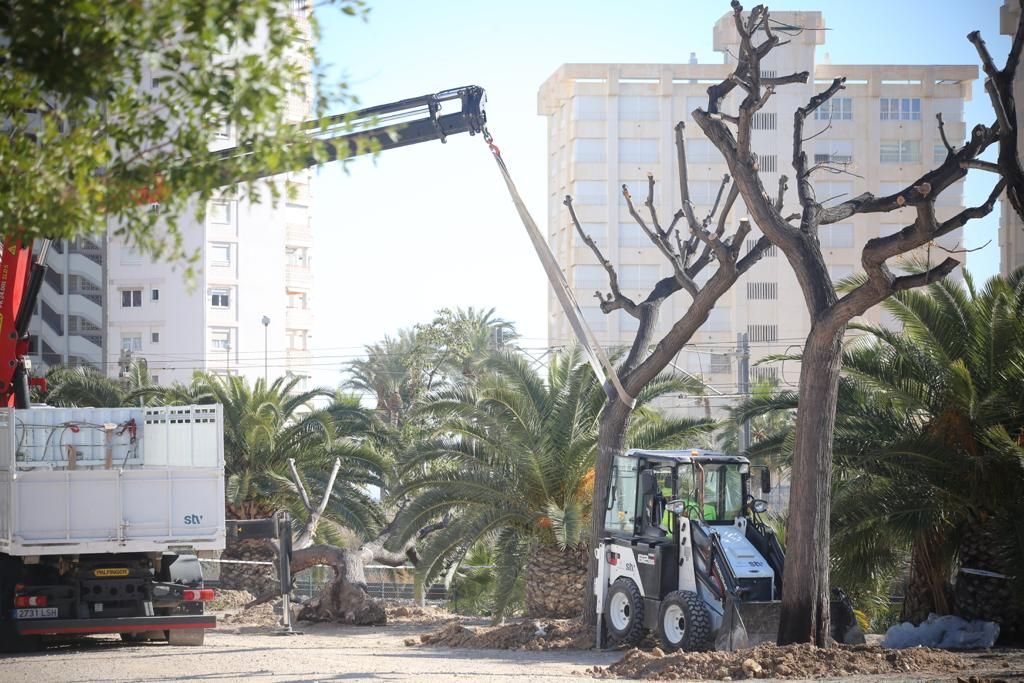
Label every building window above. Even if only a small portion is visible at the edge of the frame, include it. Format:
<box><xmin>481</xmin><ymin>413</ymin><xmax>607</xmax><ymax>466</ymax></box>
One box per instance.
<box><xmin>121</xmin><ymin>334</ymin><xmax>142</xmax><ymax>352</ymax></box>
<box><xmin>210</xmin><ymin>288</ymin><xmax>231</xmax><ymax>308</ymax></box>
<box><xmin>619</xmin><ymin>264</ymin><xmax>658</xmax><ymax>290</ymax></box>
<box><xmin>210</xmin><ymin>242</ymin><xmax>232</xmax><ymax>266</ymax></box>
<box><xmin>752</xmin><ymin>112</ymin><xmax>777</xmax><ymax>130</ymax></box>
<box><xmin>573</xmin><ymin>138</ymin><xmax>606</xmax><ymax>163</ymax></box>
<box><xmin>880</xmin><ymin>97</ymin><xmax>921</xmax><ymax>121</ymax></box>
<box><xmin>701</xmin><ymin>308</ymin><xmax>731</xmax><ymax>332</ymax></box>
<box><xmin>573</xmin><ymin>96</ymin><xmax>606</xmax><ymax>121</ymax></box>
<box><xmin>287</xmin><ymin>290</ymin><xmax>308</xmax><ymax>309</ymax></box>
<box><xmin>286</xmin><ymin>246</ymin><xmax>309</xmax><ymax>266</ymax></box>
<box><xmin>934</xmin><ymin>143</ymin><xmax>949</xmax><ymax>164</ymax></box>
<box><xmin>120</xmin><ymin>246</ymin><xmax>143</xmax><ymax>266</ymax></box>
<box><xmin>151</xmin><ymin>288</ymin><xmax>159</xmax><ymax>301</ymax></box>
<box><xmin>121</xmin><ymin>289</ymin><xmax>143</xmax><ymax>308</ymax></box>
<box><xmin>751</xmin><ymin>366</ymin><xmax>779</xmax><ymax>381</ymax></box>
<box><xmin>880</xmin><ymin>139</ymin><xmax>921</xmax><ymax>164</ymax></box>
<box><xmin>819</xmin><ymin>223</ymin><xmax>855</xmax><ymax>249</ymax></box>
<box><xmin>685</xmin><ymin>138</ymin><xmax>717</xmax><ymax>164</ymax></box>
<box><xmin>210</xmin><ymin>328</ymin><xmax>231</xmax><ymax>350</ymax></box>
<box><xmin>813</xmin><ymin>139</ymin><xmax>854</xmax><ymax>165</ymax></box>
<box><xmin>745</xmin><ymin>239</ymin><xmax>778</xmax><ymax>257</ymax></box>
<box><xmin>813</xmin><ymin>181</ymin><xmax>854</xmax><ymax>205</ymax></box>
<box><xmin>581</xmin><ymin>307</ymin><xmax>607</xmax><ymax>333</ymax></box>
<box><xmin>287</xmin><ymin>329</ymin><xmax>309</xmax><ymax>350</ymax></box>
<box><xmin>619</xmin><ymin>96</ymin><xmax>659</xmax><ymax>121</ymax></box>
<box><xmin>572</xmin><ymin>180</ymin><xmax>606</xmax><ymax>205</ymax></box>
<box><xmin>576</xmin><ymin>223</ymin><xmax>607</xmax><ymax>248</ymax></box>
<box><xmin>815</xmin><ymin>97</ymin><xmax>853</xmax><ymax>120</ymax></box>
<box><xmin>687</xmin><ymin>180</ymin><xmax>722</xmax><ymax>205</ymax></box>
<box><xmin>747</xmin><ymin>324</ymin><xmax>778</xmax><ymax>342</ymax></box>
<box><xmin>758</xmin><ymin>154</ymin><xmax>778</xmax><ymax>173</ymax></box>
<box><xmin>709</xmin><ymin>353</ymin><xmax>731</xmax><ymax>375</ymax></box>
<box><xmin>208</xmin><ymin>201</ymin><xmax>231</xmax><ymax>224</ymax></box>
<box><xmin>573</xmin><ymin>264</ymin><xmax>606</xmax><ymax>290</ymax></box>
<box><xmin>151</xmin><ymin>332</ymin><xmax>160</xmax><ymax>343</ymax></box>
<box><xmin>618</xmin><ymin>311</ymin><xmax>640</xmax><ymax>333</ymax></box>
<box><xmin>746</xmin><ymin>282</ymin><xmax>778</xmax><ymax>300</ymax></box>
<box><xmin>619</xmin><ymin>138</ymin><xmax>659</xmax><ymax>164</ymax></box>
<box><xmin>619</xmin><ymin>223</ymin><xmax>647</xmax><ymax>248</ymax></box>
<box><xmin>829</xmin><ymin>264</ymin><xmax>855</xmax><ymax>283</ymax></box>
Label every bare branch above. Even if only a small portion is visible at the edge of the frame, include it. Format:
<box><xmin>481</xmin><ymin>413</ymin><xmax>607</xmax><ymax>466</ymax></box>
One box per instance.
<box><xmin>891</xmin><ymin>258</ymin><xmax>961</xmax><ymax>292</ymax></box>
<box><xmin>936</xmin><ymin>113</ymin><xmax>955</xmax><ymax>155</ymax></box>
<box><xmin>315</xmin><ymin>457</ymin><xmax>342</xmax><ymax>517</ymax></box>
<box><xmin>932</xmin><ymin>239</ymin><xmax>992</xmax><ymax>255</ymax></box>
<box><xmin>703</xmin><ymin>174</ymin><xmax>732</xmax><ymax>228</ymax></box>
<box><xmin>288</xmin><ymin>457</ymin><xmax>313</xmax><ymax>512</ymax></box>
<box><xmin>675</xmin><ymin>122</ymin><xmax>701</xmax><ymax>232</ymax></box>
<box><xmin>564</xmin><ymin>195</ymin><xmax>638</xmax><ymax>314</ymax></box>
<box><xmin>775</xmin><ymin>175</ymin><xmax>789</xmax><ymax>212</ymax></box>
<box><xmin>624</xmin><ymin>183</ymin><xmax>695</xmax><ymax>295</ymax></box>
<box><xmin>961</xmin><ymin>159</ymin><xmax>1002</xmax><ymax>174</ymax></box>
<box><xmin>793</xmin><ymin>78</ymin><xmax>847</xmax><ymax>216</ymax></box>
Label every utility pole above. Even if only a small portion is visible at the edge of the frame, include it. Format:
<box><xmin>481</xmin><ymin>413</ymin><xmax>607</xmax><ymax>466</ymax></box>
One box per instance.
<box><xmin>737</xmin><ymin>332</ymin><xmax>750</xmax><ymax>452</ymax></box>
<box><xmin>262</xmin><ymin>315</ymin><xmax>271</xmax><ymax>384</ymax></box>
<box><xmin>225</xmin><ymin>341</ymin><xmax>231</xmax><ymax>376</ymax></box>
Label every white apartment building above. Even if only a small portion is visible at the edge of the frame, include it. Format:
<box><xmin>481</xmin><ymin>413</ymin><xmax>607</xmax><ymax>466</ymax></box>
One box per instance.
<box><xmin>1000</xmin><ymin>0</ymin><xmax>1024</xmax><ymax>276</ymax></box>
<box><xmin>104</xmin><ymin>7</ymin><xmax>316</xmax><ymax>388</ymax></box>
<box><xmin>538</xmin><ymin>10</ymin><xmax>975</xmax><ymax>416</ymax></box>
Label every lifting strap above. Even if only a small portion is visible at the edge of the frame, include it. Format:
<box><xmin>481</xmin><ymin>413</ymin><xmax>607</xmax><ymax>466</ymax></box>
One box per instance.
<box><xmin>484</xmin><ymin>131</ymin><xmax>635</xmax><ymax>409</ymax></box>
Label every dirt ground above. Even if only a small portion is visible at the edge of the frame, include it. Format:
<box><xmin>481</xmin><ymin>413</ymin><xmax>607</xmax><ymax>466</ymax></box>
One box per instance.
<box><xmin>1</xmin><ymin>609</ymin><xmax>1022</xmax><ymax>683</ymax></box>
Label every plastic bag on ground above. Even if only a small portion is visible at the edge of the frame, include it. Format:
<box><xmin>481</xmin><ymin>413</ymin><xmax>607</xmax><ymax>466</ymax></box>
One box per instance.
<box><xmin>882</xmin><ymin>613</ymin><xmax>999</xmax><ymax>650</ymax></box>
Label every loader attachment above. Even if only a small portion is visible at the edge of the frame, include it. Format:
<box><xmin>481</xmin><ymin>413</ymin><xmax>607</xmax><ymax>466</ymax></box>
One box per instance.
<box><xmin>731</xmin><ymin>600</ymin><xmax>782</xmax><ymax>648</ymax></box>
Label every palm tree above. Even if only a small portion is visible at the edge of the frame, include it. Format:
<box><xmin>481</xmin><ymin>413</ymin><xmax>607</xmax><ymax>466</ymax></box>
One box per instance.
<box><xmin>43</xmin><ymin>359</ymin><xmax>156</xmax><ymax>407</ymax></box>
<box><xmin>740</xmin><ymin>271</ymin><xmax>1024</xmax><ymax>635</ymax></box>
<box><xmin>393</xmin><ymin>346</ymin><xmax>714</xmax><ymax>620</ymax></box>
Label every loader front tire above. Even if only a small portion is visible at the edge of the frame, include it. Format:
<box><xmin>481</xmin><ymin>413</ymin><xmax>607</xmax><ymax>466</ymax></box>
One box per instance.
<box><xmin>657</xmin><ymin>590</ymin><xmax>711</xmax><ymax>652</ymax></box>
<box><xmin>605</xmin><ymin>577</ymin><xmax>646</xmax><ymax>646</ymax></box>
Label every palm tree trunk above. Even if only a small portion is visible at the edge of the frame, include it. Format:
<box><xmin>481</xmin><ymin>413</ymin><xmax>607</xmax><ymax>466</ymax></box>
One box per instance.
<box><xmin>901</xmin><ymin>531</ymin><xmax>952</xmax><ymax>624</ymax></box>
<box><xmin>526</xmin><ymin>544</ymin><xmax>588</xmax><ymax>618</ymax></box>
<box><xmin>778</xmin><ymin>324</ymin><xmax>844</xmax><ymax>646</ymax></box>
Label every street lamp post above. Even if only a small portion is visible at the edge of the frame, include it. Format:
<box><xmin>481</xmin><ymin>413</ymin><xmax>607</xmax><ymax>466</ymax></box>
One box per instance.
<box><xmin>261</xmin><ymin>316</ymin><xmax>271</xmax><ymax>384</ymax></box>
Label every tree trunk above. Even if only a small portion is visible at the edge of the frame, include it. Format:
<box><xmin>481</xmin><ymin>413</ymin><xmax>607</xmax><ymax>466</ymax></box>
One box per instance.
<box><xmin>777</xmin><ymin>324</ymin><xmax>844</xmax><ymax>646</ymax></box>
<box><xmin>292</xmin><ymin>544</ymin><xmax>387</xmax><ymax>625</ymax></box>
<box><xmin>900</xmin><ymin>532</ymin><xmax>953</xmax><ymax>624</ymax></box>
<box><xmin>583</xmin><ymin>398</ymin><xmax>632</xmax><ymax>626</ymax></box>
<box><xmin>526</xmin><ymin>543</ymin><xmax>588</xmax><ymax>618</ymax></box>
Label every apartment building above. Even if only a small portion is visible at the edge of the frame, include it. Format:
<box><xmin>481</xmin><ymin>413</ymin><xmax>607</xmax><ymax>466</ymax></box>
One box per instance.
<box><xmin>538</xmin><ymin>10</ymin><xmax>975</xmax><ymax>415</ymax></box>
<box><xmin>102</xmin><ymin>5</ymin><xmax>316</xmax><ymax>387</ymax></box>
<box><xmin>26</xmin><ymin>237</ymin><xmax>106</xmax><ymax>370</ymax></box>
<box><xmin>1000</xmin><ymin>0</ymin><xmax>1024</xmax><ymax>276</ymax></box>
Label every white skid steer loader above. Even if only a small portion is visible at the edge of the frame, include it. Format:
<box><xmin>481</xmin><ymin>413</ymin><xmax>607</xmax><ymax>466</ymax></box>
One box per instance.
<box><xmin>594</xmin><ymin>449</ymin><xmax>864</xmax><ymax>652</ymax></box>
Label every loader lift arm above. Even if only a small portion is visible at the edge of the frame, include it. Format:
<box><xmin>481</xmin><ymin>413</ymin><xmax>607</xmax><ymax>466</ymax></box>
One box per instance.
<box><xmin>1</xmin><ymin>85</ymin><xmax>487</xmax><ymax>408</ymax></box>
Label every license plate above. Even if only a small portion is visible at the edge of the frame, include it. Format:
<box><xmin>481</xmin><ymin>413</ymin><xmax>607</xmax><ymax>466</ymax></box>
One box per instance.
<box><xmin>16</xmin><ymin>607</ymin><xmax>58</xmax><ymax>619</ymax></box>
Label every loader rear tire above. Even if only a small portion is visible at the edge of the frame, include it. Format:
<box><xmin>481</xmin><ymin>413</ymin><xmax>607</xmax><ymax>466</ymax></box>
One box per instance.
<box><xmin>657</xmin><ymin>590</ymin><xmax>711</xmax><ymax>652</ymax></box>
<box><xmin>605</xmin><ymin>578</ymin><xmax>646</xmax><ymax>646</ymax></box>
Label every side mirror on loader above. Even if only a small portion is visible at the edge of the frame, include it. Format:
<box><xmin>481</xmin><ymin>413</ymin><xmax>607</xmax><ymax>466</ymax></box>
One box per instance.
<box><xmin>760</xmin><ymin>467</ymin><xmax>771</xmax><ymax>494</ymax></box>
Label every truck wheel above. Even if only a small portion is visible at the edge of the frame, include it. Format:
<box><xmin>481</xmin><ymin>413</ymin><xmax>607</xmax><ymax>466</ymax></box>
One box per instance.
<box><xmin>120</xmin><ymin>632</ymin><xmax>147</xmax><ymax>643</ymax></box>
<box><xmin>657</xmin><ymin>590</ymin><xmax>712</xmax><ymax>652</ymax></box>
<box><xmin>605</xmin><ymin>577</ymin><xmax>645</xmax><ymax>646</ymax></box>
<box><xmin>166</xmin><ymin>628</ymin><xmax>205</xmax><ymax>646</ymax></box>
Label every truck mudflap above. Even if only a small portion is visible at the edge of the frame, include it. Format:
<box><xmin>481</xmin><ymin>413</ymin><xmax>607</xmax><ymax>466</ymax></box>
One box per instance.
<box><xmin>15</xmin><ymin>614</ymin><xmax>215</xmax><ymax>636</ymax></box>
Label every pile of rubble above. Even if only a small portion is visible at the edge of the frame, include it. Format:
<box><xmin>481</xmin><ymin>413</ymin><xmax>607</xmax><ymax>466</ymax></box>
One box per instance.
<box><xmin>412</xmin><ymin>619</ymin><xmax>592</xmax><ymax>650</ymax></box>
<box><xmin>587</xmin><ymin>643</ymin><xmax>969</xmax><ymax>680</ymax></box>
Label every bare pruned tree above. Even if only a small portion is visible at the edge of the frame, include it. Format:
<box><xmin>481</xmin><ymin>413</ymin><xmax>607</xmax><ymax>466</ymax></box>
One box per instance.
<box><xmin>579</xmin><ymin>120</ymin><xmax>776</xmax><ymax>622</ymax></box>
<box><xmin>689</xmin><ymin>1</ymin><xmax>1024</xmax><ymax>646</ymax></box>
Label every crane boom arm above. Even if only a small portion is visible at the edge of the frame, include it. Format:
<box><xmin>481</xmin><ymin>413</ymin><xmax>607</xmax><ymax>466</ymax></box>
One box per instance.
<box><xmin>3</xmin><ymin>85</ymin><xmax>488</xmax><ymax>408</ymax></box>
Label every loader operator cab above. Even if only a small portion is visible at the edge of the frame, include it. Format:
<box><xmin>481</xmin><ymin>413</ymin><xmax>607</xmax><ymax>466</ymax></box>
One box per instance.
<box><xmin>604</xmin><ymin>449</ymin><xmax>756</xmax><ymax>540</ymax></box>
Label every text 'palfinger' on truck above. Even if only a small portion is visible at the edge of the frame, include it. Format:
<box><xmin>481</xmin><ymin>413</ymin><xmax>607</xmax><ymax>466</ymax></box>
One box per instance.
<box><xmin>0</xmin><ymin>405</ymin><xmax>226</xmax><ymax>649</ymax></box>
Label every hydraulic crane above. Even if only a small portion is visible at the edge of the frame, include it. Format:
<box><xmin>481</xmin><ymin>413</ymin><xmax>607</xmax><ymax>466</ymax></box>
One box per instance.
<box><xmin>0</xmin><ymin>85</ymin><xmax>487</xmax><ymax>408</ymax></box>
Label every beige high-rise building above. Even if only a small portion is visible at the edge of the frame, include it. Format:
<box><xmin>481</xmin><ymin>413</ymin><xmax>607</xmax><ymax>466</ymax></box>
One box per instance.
<box><xmin>1000</xmin><ymin>0</ymin><xmax>1024</xmax><ymax>276</ymax></box>
<box><xmin>538</xmin><ymin>10</ymin><xmax>975</xmax><ymax>415</ymax></box>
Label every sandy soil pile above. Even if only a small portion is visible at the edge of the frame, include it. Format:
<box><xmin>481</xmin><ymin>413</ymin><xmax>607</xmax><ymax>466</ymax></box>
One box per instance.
<box><xmin>587</xmin><ymin>643</ymin><xmax>969</xmax><ymax>680</ymax></box>
<box><xmin>413</xmin><ymin>619</ymin><xmax>592</xmax><ymax>650</ymax></box>
<box><xmin>207</xmin><ymin>589</ymin><xmax>256</xmax><ymax>611</ymax></box>
<box><xmin>385</xmin><ymin>603</ymin><xmax>454</xmax><ymax>625</ymax></box>
<box><xmin>218</xmin><ymin>599</ymin><xmax>282</xmax><ymax>627</ymax></box>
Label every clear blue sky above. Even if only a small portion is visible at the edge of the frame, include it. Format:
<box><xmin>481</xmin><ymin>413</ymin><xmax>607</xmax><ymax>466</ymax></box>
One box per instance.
<box><xmin>308</xmin><ymin>0</ymin><xmax>1007</xmax><ymax>387</ymax></box>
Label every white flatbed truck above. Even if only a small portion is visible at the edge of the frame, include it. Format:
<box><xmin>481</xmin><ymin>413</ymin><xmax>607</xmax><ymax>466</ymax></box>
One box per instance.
<box><xmin>0</xmin><ymin>405</ymin><xmax>225</xmax><ymax>648</ymax></box>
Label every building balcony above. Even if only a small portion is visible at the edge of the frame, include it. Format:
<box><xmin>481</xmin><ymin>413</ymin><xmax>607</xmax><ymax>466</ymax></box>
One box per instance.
<box><xmin>285</xmin><ymin>222</ymin><xmax>313</xmax><ymax>245</ymax></box>
<box><xmin>285</xmin><ymin>265</ymin><xmax>313</xmax><ymax>287</ymax></box>
<box><xmin>68</xmin><ymin>251</ymin><xmax>103</xmax><ymax>285</ymax></box>
<box><xmin>285</xmin><ymin>306</ymin><xmax>313</xmax><ymax>330</ymax></box>
<box><xmin>285</xmin><ymin>348</ymin><xmax>312</xmax><ymax>372</ymax></box>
